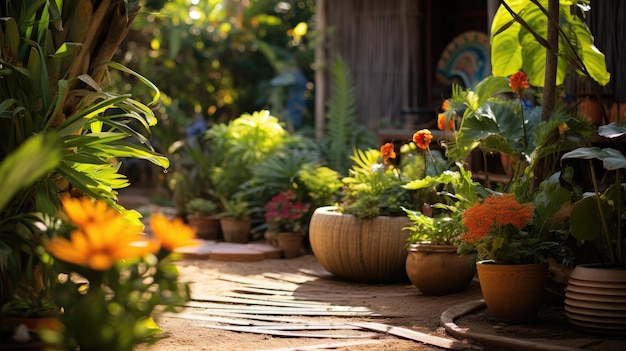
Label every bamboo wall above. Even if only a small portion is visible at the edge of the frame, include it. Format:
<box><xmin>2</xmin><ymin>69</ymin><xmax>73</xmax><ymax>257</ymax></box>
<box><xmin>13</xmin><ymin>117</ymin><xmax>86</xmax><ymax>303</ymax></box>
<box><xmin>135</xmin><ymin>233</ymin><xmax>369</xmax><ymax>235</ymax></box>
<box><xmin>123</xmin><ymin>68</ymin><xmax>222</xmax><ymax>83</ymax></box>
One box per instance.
<box><xmin>321</xmin><ymin>0</ymin><xmax>423</xmax><ymax>131</ymax></box>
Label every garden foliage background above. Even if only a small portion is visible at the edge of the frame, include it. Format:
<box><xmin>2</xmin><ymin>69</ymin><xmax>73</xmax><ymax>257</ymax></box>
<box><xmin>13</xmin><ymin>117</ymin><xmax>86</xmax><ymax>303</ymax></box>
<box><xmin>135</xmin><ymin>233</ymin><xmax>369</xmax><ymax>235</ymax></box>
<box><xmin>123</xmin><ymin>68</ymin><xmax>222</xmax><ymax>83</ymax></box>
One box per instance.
<box><xmin>113</xmin><ymin>0</ymin><xmax>316</xmax><ymax>152</ymax></box>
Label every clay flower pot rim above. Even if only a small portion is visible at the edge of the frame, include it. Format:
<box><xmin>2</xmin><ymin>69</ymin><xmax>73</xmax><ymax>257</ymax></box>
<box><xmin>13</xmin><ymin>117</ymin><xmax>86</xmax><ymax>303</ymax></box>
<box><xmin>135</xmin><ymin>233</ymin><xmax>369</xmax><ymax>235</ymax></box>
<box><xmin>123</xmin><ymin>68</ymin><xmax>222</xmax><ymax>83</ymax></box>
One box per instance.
<box><xmin>315</xmin><ymin>206</ymin><xmax>406</xmax><ymax>219</ymax></box>
<box><xmin>476</xmin><ymin>260</ymin><xmax>548</xmax><ymax>268</ymax></box>
<box><xmin>570</xmin><ymin>263</ymin><xmax>626</xmax><ymax>282</ymax></box>
<box><xmin>408</xmin><ymin>243</ymin><xmax>458</xmax><ymax>252</ymax></box>
<box><xmin>575</xmin><ymin>262</ymin><xmax>626</xmax><ymax>270</ymax></box>
<box><xmin>187</xmin><ymin>214</ymin><xmax>218</xmax><ymax>219</ymax></box>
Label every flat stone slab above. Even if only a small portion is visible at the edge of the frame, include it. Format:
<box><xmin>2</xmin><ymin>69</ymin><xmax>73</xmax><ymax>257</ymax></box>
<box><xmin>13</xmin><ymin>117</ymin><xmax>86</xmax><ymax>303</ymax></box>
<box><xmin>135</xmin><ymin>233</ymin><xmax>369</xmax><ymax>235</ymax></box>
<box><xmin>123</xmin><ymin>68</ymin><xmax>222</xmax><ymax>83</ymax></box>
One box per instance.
<box><xmin>177</xmin><ymin>241</ymin><xmax>281</xmax><ymax>261</ymax></box>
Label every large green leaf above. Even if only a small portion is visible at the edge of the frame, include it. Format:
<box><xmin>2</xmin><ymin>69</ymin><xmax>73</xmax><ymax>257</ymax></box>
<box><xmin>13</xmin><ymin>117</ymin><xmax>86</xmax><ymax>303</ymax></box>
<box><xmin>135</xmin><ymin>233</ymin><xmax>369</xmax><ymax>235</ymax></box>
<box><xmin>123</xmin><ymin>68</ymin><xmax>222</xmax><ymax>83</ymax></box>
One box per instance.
<box><xmin>0</xmin><ymin>132</ymin><xmax>62</xmax><ymax>211</ymax></box>
<box><xmin>491</xmin><ymin>0</ymin><xmax>609</xmax><ymax>86</ymax></box>
<box><xmin>562</xmin><ymin>147</ymin><xmax>626</xmax><ymax>171</ymax></box>
<box><xmin>598</xmin><ymin>121</ymin><xmax>626</xmax><ymax>139</ymax></box>
<box><xmin>561</xmin><ymin>4</ymin><xmax>610</xmax><ymax>86</ymax></box>
<box><xmin>490</xmin><ymin>0</ymin><xmax>526</xmax><ymax>78</ymax></box>
<box><xmin>570</xmin><ymin>195</ymin><xmax>611</xmax><ymax>241</ymax></box>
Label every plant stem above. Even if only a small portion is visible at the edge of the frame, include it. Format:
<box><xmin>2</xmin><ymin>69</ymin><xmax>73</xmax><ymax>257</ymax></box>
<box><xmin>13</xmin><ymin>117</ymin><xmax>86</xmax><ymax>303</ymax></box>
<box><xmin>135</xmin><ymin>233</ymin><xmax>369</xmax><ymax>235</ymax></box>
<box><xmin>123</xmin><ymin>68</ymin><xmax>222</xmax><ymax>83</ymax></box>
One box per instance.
<box><xmin>617</xmin><ymin>171</ymin><xmax>622</xmax><ymax>264</ymax></box>
<box><xmin>589</xmin><ymin>160</ymin><xmax>614</xmax><ymax>263</ymax></box>
<box><xmin>519</xmin><ymin>98</ymin><xmax>528</xmax><ymax>152</ymax></box>
<box><xmin>426</xmin><ymin>148</ymin><xmax>439</xmax><ymax>175</ymax></box>
<box><xmin>482</xmin><ymin>146</ymin><xmax>489</xmax><ymax>187</ymax></box>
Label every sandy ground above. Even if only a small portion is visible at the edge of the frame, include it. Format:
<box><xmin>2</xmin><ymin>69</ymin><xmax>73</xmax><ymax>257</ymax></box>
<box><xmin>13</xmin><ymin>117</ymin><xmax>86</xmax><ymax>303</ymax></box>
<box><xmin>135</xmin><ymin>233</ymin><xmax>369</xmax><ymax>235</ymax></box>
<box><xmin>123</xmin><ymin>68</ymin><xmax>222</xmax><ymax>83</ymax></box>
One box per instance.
<box><xmin>134</xmin><ymin>254</ymin><xmax>625</xmax><ymax>351</ymax></box>
<box><xmin>117</xmin><ymin>189</ymin><xmax>624</xmax><ymax>351</ymax></box>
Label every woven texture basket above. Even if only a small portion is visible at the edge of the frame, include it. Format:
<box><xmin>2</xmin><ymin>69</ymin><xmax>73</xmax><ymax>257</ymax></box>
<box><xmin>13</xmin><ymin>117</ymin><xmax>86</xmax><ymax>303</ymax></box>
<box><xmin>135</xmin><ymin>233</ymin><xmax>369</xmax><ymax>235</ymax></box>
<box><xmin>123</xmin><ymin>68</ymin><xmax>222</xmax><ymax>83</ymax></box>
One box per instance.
<box><xmin>309</xmin><ymin>206</ymin><xmax>410</xmax><ymax>283</ymax></box>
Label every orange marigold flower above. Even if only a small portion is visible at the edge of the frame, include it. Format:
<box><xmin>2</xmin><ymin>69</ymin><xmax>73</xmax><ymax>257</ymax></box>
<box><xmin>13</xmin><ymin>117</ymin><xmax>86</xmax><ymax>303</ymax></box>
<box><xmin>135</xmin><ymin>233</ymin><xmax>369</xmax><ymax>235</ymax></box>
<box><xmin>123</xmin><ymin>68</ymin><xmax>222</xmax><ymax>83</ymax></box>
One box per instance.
<box><xmin>441</xmin><ymin>99</ymin><xmax>451</xmax><ymax>112</ymax></box>
<box><xmin>412</xmin><ymin>129</ymin><xmax>433</xmax><ymax>150</ymax></box>
<box><xmin>380</xmin><ymin>143</ymin><xmax>396</xmax><ymax>164</ymax></box>
<box><xmin>510</xmin><ymin>71</ymin><xmax>529</xmax><ymax>95</ymax></box>
<box><xmin>461</xmin><ymin>194</ymin><xmax>534</xmax><ymax>243</ymax></box>
<box><xmin>62</xmin><ymin>197</ymin><xmax>122</xmax><ymax>228</ymax></box>
<box><xmin>150</xmin><ymin>213</ymin><xmax>198</xmax><ymax>251</ymax></box>
<box><xmin>46</xmin><ymin>210</ymin><xmax>157</xmax><ymax>271</ymax></box>
<box><xmin>437</xmin><ymin>113</ymin><xmax>455</xmax><ymax>131</ymax></box>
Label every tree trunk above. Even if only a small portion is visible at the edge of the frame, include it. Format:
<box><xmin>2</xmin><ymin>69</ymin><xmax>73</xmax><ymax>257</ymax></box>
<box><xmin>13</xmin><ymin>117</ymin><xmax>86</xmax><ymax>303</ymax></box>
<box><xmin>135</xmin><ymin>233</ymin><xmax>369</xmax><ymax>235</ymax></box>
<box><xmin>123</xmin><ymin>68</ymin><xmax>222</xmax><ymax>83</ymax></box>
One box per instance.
<box><xmin>541</xmin><ymin>0</ymin><xmax>559</xmax><ymax>121</ymax></box>
<box><xmin>51</xmin><ymin>0</ymin><xmax>140</xmax><ymax>126</ymax></box>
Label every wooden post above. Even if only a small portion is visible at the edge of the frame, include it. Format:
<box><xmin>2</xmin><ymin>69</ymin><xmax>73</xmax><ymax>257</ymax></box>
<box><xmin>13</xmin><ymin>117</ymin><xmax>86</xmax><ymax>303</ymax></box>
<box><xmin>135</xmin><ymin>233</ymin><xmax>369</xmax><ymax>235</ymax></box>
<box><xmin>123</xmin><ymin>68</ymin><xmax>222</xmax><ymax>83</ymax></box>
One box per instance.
<box><xmin>314</xmin><ymin>0</ymin><xmax>326</xmax><ymax>141</ymax></box>
<box><xmin>541</xmin><ymin>0</ymin><xmax>559</xmax><ymax>121</ymax></box>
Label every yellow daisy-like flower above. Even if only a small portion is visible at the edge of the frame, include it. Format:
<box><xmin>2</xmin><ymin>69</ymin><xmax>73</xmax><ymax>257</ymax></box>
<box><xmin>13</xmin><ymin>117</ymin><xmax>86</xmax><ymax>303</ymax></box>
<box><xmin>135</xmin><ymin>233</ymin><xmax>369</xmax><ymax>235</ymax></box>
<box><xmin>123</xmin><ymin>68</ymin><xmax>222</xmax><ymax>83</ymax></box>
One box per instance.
<box><xmin>150</xmin><ymin>213</ymin><xmax>198</xmax><ymax>252</ymax></box>
<box><xmin>62</xmin><ymin>197</ymin><xmax>122</xmax><ymax>227</ymax></box>
<box><xmin>46</xmin><ymin>198</ymin><xmax>158</xmax><ymax>270</ymax></box>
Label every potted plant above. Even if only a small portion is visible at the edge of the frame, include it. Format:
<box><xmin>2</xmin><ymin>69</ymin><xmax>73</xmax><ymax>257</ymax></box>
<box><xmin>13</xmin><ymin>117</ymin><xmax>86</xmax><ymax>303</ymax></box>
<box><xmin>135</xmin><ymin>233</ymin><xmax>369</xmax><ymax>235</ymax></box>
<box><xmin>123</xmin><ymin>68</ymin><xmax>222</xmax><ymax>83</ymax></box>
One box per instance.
<box><xmin>185</xmin><ymin>198</ymin><xmax>220</xmax><ymax>240</ymax></box>
<box><xmin>218</xmin><ymin>194</ymin><xmax>256</xmax><ymax>243</ymax></box>
<box><xmin>560</xmin><ymin>121</ymin><xmax>626</xmax><ymax>333</ymax></box>
<box><xmin>401</xmin><ymin>165</ymin><xmax>486</xmax><ymax>295</ymax></box>
<box><xmin>263</xmin><ymin>190</ymin><xmax>311</xmax><ymax>258</ymax></box>
<box><xmin>457</xmin><ymin>191</ymin><xmax>572</xmax><ymax>323</ymax></box>
<box><xmin>309</xmin><ymin>138</ymin><xmax>440</xmax><ymax>283</ymax></box>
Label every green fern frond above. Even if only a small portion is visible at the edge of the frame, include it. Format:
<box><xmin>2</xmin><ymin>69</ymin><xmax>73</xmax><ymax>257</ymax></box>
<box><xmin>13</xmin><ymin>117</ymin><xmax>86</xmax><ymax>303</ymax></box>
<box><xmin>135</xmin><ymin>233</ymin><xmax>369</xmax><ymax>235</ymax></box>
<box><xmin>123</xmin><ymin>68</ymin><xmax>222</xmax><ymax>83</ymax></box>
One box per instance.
<box><xmin>325</xmin><ymin>54</ymin><xmax>358</xmax><ymax>174</ymax></box>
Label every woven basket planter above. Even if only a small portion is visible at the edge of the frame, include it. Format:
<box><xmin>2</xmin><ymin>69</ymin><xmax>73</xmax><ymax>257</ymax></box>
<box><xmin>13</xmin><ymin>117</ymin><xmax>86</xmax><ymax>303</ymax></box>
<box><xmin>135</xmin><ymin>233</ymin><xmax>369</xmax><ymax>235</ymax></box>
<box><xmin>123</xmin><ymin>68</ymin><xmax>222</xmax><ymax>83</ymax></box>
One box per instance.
<box><xmin>309</xmin><ymin>206</ymin><xmax>410</xmax><ymax>283</ymax></box>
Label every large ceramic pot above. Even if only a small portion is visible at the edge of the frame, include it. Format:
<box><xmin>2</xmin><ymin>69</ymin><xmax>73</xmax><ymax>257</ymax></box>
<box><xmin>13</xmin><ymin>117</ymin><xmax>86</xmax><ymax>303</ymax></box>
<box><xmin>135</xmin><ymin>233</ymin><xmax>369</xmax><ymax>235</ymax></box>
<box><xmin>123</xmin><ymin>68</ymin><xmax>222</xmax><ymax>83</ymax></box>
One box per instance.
<box><xmin>308</xmin><ymin>206</ymin><xmax>410</xmax><ymax>283</ymax></box>
<box><xmin>476</xmin><ymin>260</ymin><xmax>548</xmax><ymax>323</ymax></box>
<box><xmin>405</xmin><ymin>243</ymin><xmax>475</xmax><ymax>296</ymax></box>
<box><xmin>564</xmin><ymin>264</ymin><xmax>626</xmax><ymax>334</ymax></box>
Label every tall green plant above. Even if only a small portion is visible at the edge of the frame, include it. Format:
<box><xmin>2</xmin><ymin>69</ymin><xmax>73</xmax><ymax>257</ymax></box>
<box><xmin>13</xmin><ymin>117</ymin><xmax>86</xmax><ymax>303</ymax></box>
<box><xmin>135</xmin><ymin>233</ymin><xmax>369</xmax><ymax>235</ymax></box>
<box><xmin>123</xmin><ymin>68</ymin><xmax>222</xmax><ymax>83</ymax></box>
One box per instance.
<box><xmin>205</xmin><ymin>110</ymin><xmax>294</xmax><ymax>206</ymax></box>
<box><xmin>0</xmin><ymin>0</ymin><xmax>169</xmax><ymax>313</ymax></box>
<box><xmin>444</xmin><ymin>75</ymin><xmax>596</xmax><ymax>196</ymax></box>
<box><xmin>324</xmin><ymin>55</ymin><xmax>377</xmax><ymax>175</ymax></box>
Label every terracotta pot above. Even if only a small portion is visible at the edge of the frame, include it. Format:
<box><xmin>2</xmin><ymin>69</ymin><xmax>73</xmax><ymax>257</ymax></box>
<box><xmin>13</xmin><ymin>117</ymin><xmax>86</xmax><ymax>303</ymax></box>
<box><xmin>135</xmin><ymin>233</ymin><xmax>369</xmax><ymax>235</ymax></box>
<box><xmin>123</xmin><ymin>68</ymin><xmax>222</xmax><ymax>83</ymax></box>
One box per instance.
<box><xmin>577</xmin><ymin>96</ymin><xmax>603</xmax><ymax>125</ymax></box>
<box><xmin>476</xmin><ymin>260</ymin><xmax>548</xmax><ymax>323</ymax></box>
<box><xmin>564</xmin><ymin>264</ymin><xmax>626</xmax><ymax>335</ymax></box>
<box><xmin>405</xmin><ymin>244</ymin><xmax>475</xmax><ymax>296</ymax></box>
<box><xmin>277</xmin><ymin>232</ymin><xmax>303</xmax><ymax>259</ymax></box>
<box><xmin>499</xmin><ymin>153</ymin><xmax>515</xmax><ymax>179</ymax></box>
<box><xmin>308</xmin><ymin>206</ymin><xmax>410</xmax><ymax>283</ymax></box>
<box><xmin>219</xmin><ymin>217</ymin><xmax>251</xmax><ymax>243</ymax></box>
<box><xmin>187</xmin><ymin>214</ymin><xmax>220</xmax><ymax>240</ymax></box>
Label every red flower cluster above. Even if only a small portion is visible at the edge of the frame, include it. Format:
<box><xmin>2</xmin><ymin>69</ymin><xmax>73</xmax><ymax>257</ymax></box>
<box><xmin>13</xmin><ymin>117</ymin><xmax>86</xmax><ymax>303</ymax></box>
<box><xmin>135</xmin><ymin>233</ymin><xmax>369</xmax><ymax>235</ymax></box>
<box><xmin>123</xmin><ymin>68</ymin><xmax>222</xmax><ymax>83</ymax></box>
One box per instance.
<box><xmin>461</xmin><ymin>193</ymin><xmax>534</xmax><ymax>243</ymax></box>
<box><xmin>264</xmin><ymin>190</ymin><xmax>310</xmax><ymax>233</ymax></box>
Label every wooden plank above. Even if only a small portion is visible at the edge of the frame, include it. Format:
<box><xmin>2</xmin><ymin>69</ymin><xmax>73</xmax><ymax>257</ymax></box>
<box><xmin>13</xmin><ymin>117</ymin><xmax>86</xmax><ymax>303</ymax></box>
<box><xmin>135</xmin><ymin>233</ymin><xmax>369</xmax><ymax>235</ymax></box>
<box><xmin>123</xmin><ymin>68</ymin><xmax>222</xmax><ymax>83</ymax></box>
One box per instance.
<box><xmin>240</xmin><ymin>324</ymin><xmax>361</xmax><ymax>331</ymax></box>
<box><xmin>253</xmin><ymin>339</ymin><xmax>382</xmax><ymax>351</ymax></box>
<box><xmin>187</xmin><ymin>298</ymin><xmax>375</xmax><ymax>312</ymax></box>
<box><xmin>167</xmin><ymin>312</ymin><xmax>362</xmax><ymax>331</ymax></box>
<box><xmin>164</xmin><ymin>312</ymin><xmax>286</xmax><ymax>326</ymax></box>
<box><xmin>298</xmin><ymin>268</ymin><xmax>336</xmax><ymax>279</ymax></box>
<box><xmin>231</xmin><ymin>287</ymin><xmax>406</xmax><ymax>300</ymax></box>
<box><xmin>349</xmin><ymin>322</ymin><xmax>483</xmax><ymax>350</ymax></box>
<box><xmin>197</xmin><ymin>324</ymin><xmax>379</xmax><ymax>339</ymax></box>
<box><xmin>223</xmin><ymin>292</ymin><xmax>334</xmax><ymax>306</ymax></box>
<box><xmin>232</xmin><ymin>287</ymin><xmax>296</xmax><ymax>296</ymax></box>
<box><xmin>218</xmin><ymin>274</ymin><xmax>299</xmax><ymax>291</ymax></box>
<box><xmin>194</xmin><ymin>310</ymin><xmax>313</xmax><ymax>324</ymax></box>
<box><xmin>263</xmin><ymin>272</ymin><xmax>317</xmax><ymax>284</ymax></box>
<box><xmin>190</xmin><ymin>304</ymin><xmax>382</xmax><ymax>316</ymax></box>
<box><xmin>188</xmin><ymin>296</ymin><xmax>344</xmax><ymax>310</ymax></box>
